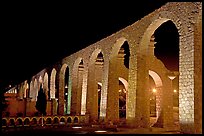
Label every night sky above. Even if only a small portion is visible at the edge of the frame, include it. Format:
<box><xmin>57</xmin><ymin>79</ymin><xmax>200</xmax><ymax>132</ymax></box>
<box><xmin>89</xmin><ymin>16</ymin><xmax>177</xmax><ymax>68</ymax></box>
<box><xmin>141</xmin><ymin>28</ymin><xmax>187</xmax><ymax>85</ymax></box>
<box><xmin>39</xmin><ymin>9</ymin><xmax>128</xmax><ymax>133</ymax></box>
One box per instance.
<box><xmin>1</xmin><ymin>0</ymin><xmax>179</xmax><ymax>90</ymax></box>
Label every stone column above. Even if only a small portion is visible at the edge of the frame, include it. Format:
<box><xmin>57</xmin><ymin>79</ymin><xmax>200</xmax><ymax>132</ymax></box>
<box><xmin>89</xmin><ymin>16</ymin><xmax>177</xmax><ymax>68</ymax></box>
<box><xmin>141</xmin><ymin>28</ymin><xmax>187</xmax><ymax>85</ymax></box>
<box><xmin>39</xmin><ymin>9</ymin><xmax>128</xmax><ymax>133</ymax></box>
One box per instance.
<box><xmin>105</xmin><ymin>57</ymin><xmax>119</xmax><ymax>124</ymax></box>
<box><xmin>155</xmin><ymin>87</ymin><xmax>162</xmax><ymax>123</ymax></box>
<box><xmin>51</xmin><ymin>98</ymin><xmax>58</xmax><ymax>115</ymax></box>
<box><xmin>134</xmin><ymin>51</ymin><xmax>150</xmax><ymax>128</ymax></box>
<box><xmin>76</xmin><ymin>66</ymin><xmax>83</xmax><ymax>115</ymax></box>
<box><xmin>58</xmin><ymin>72</ymin><xmax>65</xmax><ymax>115</ymax></box>
<box><xmin>126</xmin><ymin>54</ymin><xmax>137</xmax><ymax>127</ymax></box>
<box><xmin>81</xmin><ymin>66</ymin><xmax>88</xmax><ymax>115</ymax></box>
<box><xmin>86</xmin><ymin>63</ymin><xmax>98</xmax><ymax>122</ymax></box>
<box><xmin>71</xmin><ymin>70</ymin><xmax>78</xmax><ymax>115</ymax></box>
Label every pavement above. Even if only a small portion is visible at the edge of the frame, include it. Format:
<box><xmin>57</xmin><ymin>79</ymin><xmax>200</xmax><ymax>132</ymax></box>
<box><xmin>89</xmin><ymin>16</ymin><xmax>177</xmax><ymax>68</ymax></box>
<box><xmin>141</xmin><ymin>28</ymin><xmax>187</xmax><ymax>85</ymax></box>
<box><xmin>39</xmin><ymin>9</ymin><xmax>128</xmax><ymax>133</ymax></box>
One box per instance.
<box><xmin>2</xmin><ymin>124</ymin><xmax>183</xmax><ymax>135</ymax></box>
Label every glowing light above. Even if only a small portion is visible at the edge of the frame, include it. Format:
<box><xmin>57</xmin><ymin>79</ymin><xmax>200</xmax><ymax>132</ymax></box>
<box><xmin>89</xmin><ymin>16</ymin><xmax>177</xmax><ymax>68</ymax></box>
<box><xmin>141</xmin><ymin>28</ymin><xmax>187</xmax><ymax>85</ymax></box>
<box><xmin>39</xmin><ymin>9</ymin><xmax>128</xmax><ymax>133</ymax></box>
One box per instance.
<box><xmin>152</xmin><ymin>89</ymin><xmax>157</xmax><ymax>93</ymax></box>
<box><xmin>95</xmin><ymin>130</ymin><xmax>107</xmax><ymax>133</ymax></box>
<box><xmin>72</xmin><ymin>126</ymin><xmax>82</xmax><ymax>129</ymax></box>
<box><xmin>174</xmin><ymin>89</ymin><xmax>177</xmax><ymax>93</ymax></box>
<box><xmin>119</xmin><ymin>89</ymin><xmax>122</xmax><ymax>92</ymax></box>
<box><xmin>65</xmin><ymin>84</ymin><xmax>68</xmax><ymax>88</ymax></box>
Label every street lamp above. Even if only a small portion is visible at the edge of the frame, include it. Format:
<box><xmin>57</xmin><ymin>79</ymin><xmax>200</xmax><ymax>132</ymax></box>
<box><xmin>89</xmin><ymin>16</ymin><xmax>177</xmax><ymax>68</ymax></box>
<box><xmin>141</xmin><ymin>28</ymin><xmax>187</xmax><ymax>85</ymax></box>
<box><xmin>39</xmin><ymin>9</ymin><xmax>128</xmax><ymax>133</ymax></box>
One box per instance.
<box><xmin>168</xmin><ymin>75</ymin><xmax>176</xmax><ymax>91</ymax></box>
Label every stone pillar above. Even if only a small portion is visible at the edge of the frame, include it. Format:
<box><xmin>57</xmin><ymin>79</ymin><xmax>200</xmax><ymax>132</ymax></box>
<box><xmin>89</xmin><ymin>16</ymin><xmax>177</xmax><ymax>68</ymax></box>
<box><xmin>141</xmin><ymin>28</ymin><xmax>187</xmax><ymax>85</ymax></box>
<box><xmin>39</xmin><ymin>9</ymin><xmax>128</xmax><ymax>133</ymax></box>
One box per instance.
<box><xmin>58</xmin><ymin>71</ymin><xmax>65</xmax><ymax>115</ymax></box>
<box><xmin>134</xmin><ymin>52</ymin><xmax>150</xmax><ymax>128</ymax></box>
<box><xmin>179</xmin><ymin>33</ymin><xmax>195</xmax><ymax>133</ymax></box>
<box><xmin>81</xmin><ymin>66</ymin><xmax>88</xmax><ymax>115</ymax></box>
<box><xmin>76</xmin><ymin>66</ymin><xmax>83</xmax><ymax>115</ymax></box>
<box><xmin>71</xmin><ymin>70</ymin><xmax>78</xmax><ymax>115</ymax></box>
<box><xmin>163</xmin><ymin>76</ymin><xmax>174</xmax><ymax>129</ymax></box>
<box><xmin>51</xmin><ymin>98</ymin><xmax>58</xmax><ymax>115</ymax></box>
<box><xmin>105</xmin><ymin>57</ymin><xmax>119</xmax><ymax>124</ymax></box>
<box><xmin>194</xmin><ymin>9</ymin><xmax>202</xmax><ymax>134</ymax></box>
<box><xmin>18</xmin><ymin>84</ymin><xmax>24</xmax><ymax>100</ymax></box>
<box><xmin>86</xmin><ymin>63</ymin><xmax>98</xmax><ymax>122</ymax></box>
<box><xmin>126</xmin><ymin>54</ymin><xmax>137</xmax><ymax>127</ymax></box>
<box><xmin>155</xmin><ymin>86</ymin><xmax>162</xmax><ymax>122</ymax></box>
<box><xmin>25</xmin><ymin>98</ymin><xmax>32</xmax><ymax>116</ymax></box>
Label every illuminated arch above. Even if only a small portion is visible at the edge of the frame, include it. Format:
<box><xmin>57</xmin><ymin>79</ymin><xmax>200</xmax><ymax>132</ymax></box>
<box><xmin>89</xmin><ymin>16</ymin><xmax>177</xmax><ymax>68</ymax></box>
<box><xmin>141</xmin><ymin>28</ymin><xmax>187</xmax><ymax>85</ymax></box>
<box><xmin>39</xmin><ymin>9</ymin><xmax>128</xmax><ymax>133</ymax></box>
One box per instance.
<box><xmin>50</xmin><ymin>68</ymin><xmax>57</xmax><ymax>99</ymax></box>
<box><xmin>110</xmin><ymin>37</ymin><xmax>127</xmax><ymax>59</ymax></box>
<box><xmin>119</xmin><ymin>77</ymin><xmax>128</xmax><ymax>92</ymax></box>
<box><xmin>33</xmin><ymin>78</ymin><xmax>38</xmax><ymax>101</ymax></box>
<box><xmin>71</xmin><ymin>57</ymin><xmax>84</xmax><ymax>115</ymax></box>
<box><xmin>59</xmin><ymin>63</ymin><xmax>69</xmax><ymax>115</ymax></box>
<box><xmin>148</xmin><ymin>70</ymin><xmax>163</xmax><ymax>87</ymax></box>
<box><xmin>43</xmin><ymin>72</ymin><xmax>49</xmax><ymax>99</ymax></box>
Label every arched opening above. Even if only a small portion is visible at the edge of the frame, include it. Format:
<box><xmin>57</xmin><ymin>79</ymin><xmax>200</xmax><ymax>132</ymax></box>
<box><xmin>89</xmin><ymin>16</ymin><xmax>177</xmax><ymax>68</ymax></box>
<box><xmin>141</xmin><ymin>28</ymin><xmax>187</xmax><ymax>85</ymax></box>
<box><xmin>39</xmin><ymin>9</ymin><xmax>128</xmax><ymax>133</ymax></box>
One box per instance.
<box><xmin>139</xmin><ymin>18</ymin><xmax>179</xmax><ymax>128</ymax></box>
<box><xmin>152</xmin><ymin>20</ymin><xmax>179</xmax><ymax>126</ymax></box>
<box><xmin>97</xmin><ymin>82</ymin><xmax>102</xmax><ymax>119</ymax></box>
<box><xmin>117</xmin><ymin>41</ymin><xmax>129</xmax><ymax>122</ymax></box>
<box><xmin>154</xmin><ymin>20</ymin><xmax>179</xmax><ymax>71</ymax></box>
<box><xmin>33</xmin><ymin>79</ymin><xmax>38</xmax><ymax>101</ymax></box>
<box><xmin>50</xmin><ymin>68</ymin><xmax>57</xmax><ymax>99</ymax></box>
<box><xmin>64</xmin><ymin>66</ymin><xmax>69</xmax><ymax>115</ymax></box>
<box><xmin>119</xmin><ymin>80</ymin><xmax>126</xmax><ymax>118</ymax></box>
<box><xmin>43</xmin><ymin>72</ymin><xmax>49</xmax><ymax>100</ymax></box>
<box><xmin>71</xmin><ymin>58</ymin><xmax>84</xmax><ymax>115</ymax></box>
<box><xmin>149</xmin><ymin>76</ymin><xmax>156</xmax><ymax>118</ymax></box>
<box><xmin>149</xmin><ymin>70</ymin><xmax>163</xmax><ymax>127</ymax></box>
<box><xmin>59</xmin><ymin>64</ymin><xmax>69</xmax><ymax>115</ymax></box>
<box><xmin>87</xmin><ymin>49</ymin><xmax>104</xmax><ymax>122</ymax></box>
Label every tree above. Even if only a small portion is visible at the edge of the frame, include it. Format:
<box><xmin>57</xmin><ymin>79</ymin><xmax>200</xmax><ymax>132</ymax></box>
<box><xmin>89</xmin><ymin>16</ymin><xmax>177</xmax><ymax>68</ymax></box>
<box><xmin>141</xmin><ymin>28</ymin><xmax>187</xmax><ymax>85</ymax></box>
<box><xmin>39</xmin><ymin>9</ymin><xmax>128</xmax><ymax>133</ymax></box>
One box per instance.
<box><xmin>35</xmin><ymin>84</ymin><xmax>47</xmax><ymax>126</ymax></box>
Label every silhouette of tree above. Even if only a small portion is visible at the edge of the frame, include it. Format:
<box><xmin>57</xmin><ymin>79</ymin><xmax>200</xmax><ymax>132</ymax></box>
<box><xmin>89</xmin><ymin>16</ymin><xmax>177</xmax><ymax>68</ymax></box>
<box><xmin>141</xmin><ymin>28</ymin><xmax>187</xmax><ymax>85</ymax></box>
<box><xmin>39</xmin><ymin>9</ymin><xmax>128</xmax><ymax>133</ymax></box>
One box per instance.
<box><xmin>35</xmin><ymin>84</ymin><xmax>47</xmax><ymax>115</ymax></box>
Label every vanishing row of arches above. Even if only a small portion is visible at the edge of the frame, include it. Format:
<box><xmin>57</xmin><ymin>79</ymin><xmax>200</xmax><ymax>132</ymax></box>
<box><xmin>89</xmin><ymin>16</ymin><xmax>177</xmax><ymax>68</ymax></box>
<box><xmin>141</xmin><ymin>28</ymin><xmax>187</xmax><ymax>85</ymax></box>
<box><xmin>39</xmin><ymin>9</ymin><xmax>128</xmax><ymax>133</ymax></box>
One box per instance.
<box><xmin>9</xmin><ymin>20</ymin><xmax>179</xmax><ymax>127</ymax></box>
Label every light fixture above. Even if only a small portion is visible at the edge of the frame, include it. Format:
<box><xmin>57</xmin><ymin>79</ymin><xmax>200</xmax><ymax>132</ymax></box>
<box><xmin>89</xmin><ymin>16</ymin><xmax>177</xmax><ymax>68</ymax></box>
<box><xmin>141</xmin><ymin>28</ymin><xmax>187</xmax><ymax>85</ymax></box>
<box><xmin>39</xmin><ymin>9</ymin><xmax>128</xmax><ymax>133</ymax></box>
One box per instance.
<box><xmin>95</xmin><ymin>130</ymin><xmax>107</xmax><ymax>133</ymax></box>
<box><xmin>72</xmin><ymin>126</ymin><xmax>82</xmax><ymax>129</ymax></box>
<box><xmin>174</xmin><ymin>89</ymin><xmax>177</xmax><ymax>93</ymax></box>
<box><xmin>65</xmin><ymin>84</ymin><xmax>68</xmax><ymax>88</ymax></box>
<box><xmin>152</xmin><ymin>89</ymin><xmax>156</xmax><ymax>93</ymax></box>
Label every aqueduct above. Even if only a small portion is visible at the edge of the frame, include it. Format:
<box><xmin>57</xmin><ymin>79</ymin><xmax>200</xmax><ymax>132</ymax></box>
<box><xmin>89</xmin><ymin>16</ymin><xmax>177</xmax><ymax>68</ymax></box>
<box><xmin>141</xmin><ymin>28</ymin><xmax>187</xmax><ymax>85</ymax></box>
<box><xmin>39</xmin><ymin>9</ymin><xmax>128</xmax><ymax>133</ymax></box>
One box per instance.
<box><xmin>3</xmin><ymin>2</ymin><xmax>202</xmax><ymax>134</ymax></box>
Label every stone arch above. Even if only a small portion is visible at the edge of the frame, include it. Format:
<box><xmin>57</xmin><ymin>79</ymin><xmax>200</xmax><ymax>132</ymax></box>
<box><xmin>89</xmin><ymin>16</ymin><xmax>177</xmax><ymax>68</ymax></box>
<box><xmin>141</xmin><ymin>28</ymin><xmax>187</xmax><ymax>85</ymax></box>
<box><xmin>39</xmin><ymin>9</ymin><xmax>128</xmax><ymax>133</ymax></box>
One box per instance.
<box><xmin>118</xmin><ymin>77</ymin><xmax>128</xmax><ymax>119</ymax></box>
<box><xmin>58</xmin><ymin>63</ymin><xmax>69</xmax><ymax>115</ymax></box>
<box><xmin>71</xmin><ymin>57</ymin><xmax>84</xmax><ymax>115</ymax></box>
<box><xmin>38</xmin><ymin>76</ymin><xmax>43</xmax><ymax>87</ymax></box>
<box><xmin>119</xmin><ymin>77</ymin><xmax>128</xmax><ymax>92</ymax></box>
<box><xmin>149</xmin><ymin>70</ymin><xmax>162</xmax><ymax>88</ymax></box>
<box><xmin>87</xmin><ymin>48</ymin><xmax>105</xmax><ymax>122</ymax></box>
<box><xmin>67</xmin><ymin>117</ymin><xmax>72</xmax><ymax>123</ymax></box>
<box><xmin>110</xmin><ymin>37</ymin><xmax>127</xmax><ymax>59</ymax></box>
<box><xmin>149</xmin><ymin>70</ymin><xmax>163</xmax><ymax>124</ymax></box>
<box><xmin>2</xmin><ymin>118</ymin><xmax>7</xmax><ymax>127</ymax></box>
<box><xmin>138</xmin><ymin>5</ymin><xmax>201</xmax><ymax>131</ymax></box>
<box><xmin>16</xmin><ymin>117</ymin><xmax>23</xmax><ymax>126</ymax></box>
<box><xmin>43</xmin><ymin>72</ymin><xmax>49</xmax><ymax>100</ymax></box>
<box><xmin>23</xmin><ymin>117</ymin><xmax>30</xmax><ymax>126</ymax></box>
<box><xmin>50</xmin><ymin>68</ymin><xmax>57</xmax><ymax>99</ymax></box>
<box><xmin>45</xmin><ymin>117</ymin><xmax>52</xmax><ymax>125</ymax></box>
<box><xmin>53</xmin><ymin>116</ymin><xmax>59</xmax><ymax>125</ymax></box>
<box><xmin>23</xmin><ymin>81</ymin><xmax>29</xmax><ymax>98</ymax></box>
<box><xmin>102</xmin><ymin>37</ymin><xmax>129</xmax><ymax>123</ymax></box>
<box><xmin>29</xmin><ymin>80</ymin><xmax>34</xmax><ymax>100</ymax></box>
<box><xmin>9</xmin><ymin>118</ymin><xmax>15</xmax><ymax>127</ymax></box>
<box><xmin>33</xmin><ymin>78</ymin><xmax>38</xmax><ymax>101</ymax></box>
<box><xmin>30</xmin><ymin>117</ymin><xmax>37</xmax><ymax>126</ymax></box>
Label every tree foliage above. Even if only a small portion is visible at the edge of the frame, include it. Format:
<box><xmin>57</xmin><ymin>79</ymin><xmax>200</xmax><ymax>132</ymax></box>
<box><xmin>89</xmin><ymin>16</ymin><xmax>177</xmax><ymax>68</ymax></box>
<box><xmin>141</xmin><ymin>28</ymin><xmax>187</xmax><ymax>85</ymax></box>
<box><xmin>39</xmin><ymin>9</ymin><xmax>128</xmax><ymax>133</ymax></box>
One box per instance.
<box><xmin>35</xmin><ymin>85</ymin><xmax>47</xmax><ymax>115</ymax></box>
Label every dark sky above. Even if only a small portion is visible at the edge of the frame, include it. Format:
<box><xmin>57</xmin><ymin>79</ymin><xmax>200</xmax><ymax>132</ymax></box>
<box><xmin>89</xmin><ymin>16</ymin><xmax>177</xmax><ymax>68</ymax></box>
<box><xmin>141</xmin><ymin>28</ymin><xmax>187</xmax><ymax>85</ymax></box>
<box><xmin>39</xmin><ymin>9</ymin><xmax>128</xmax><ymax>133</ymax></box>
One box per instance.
<box><xmin>1</xmin><ymin>1</ymin><xmax>176</xmax><ymax>90</ymax></box>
